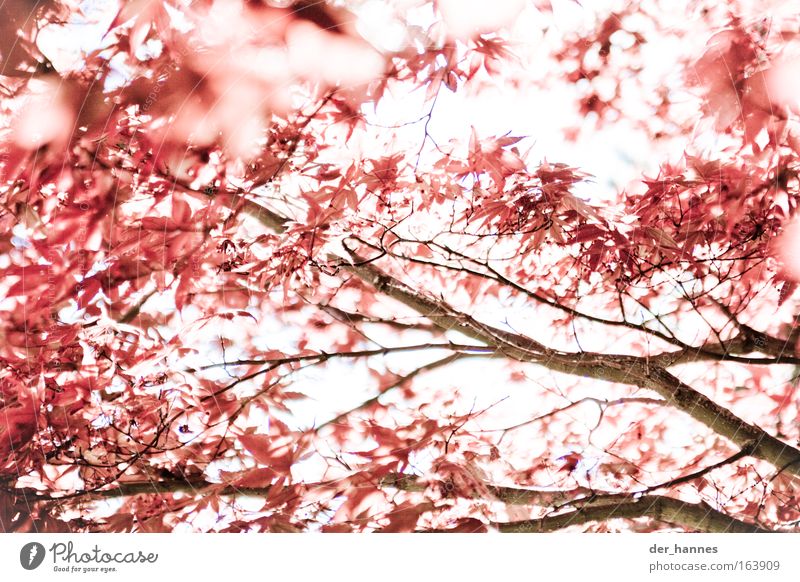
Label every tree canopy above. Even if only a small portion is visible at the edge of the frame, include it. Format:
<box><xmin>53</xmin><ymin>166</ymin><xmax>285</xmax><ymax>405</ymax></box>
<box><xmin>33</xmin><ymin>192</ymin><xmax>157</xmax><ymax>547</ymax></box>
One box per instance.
<box><xmin>2</xmin><ymin>0</ymin><xmax>800</xmax><ymax>533</ymax></box>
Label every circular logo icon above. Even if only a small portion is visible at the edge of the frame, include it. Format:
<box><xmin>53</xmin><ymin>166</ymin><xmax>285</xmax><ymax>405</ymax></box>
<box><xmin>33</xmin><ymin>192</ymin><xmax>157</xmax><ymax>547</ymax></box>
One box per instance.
<box><xmin>20</xmin><ymin>542</ymin><xmax>46</xmax><ymax>570</ymax></box>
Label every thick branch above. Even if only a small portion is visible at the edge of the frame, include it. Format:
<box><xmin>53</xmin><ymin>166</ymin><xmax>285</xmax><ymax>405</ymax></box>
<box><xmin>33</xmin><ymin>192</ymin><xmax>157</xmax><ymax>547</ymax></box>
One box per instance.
<box><xmin>8</xmin><ymin>472</ymin><xmax>777</xmax><ymax>533</ymax></box>
<box><xmin>9</xmin><ymin>472</ymin><xmax>595</xmax><ymax>506</ymax></box>
<box><xmin>348</xmin><ymin>260</ymin><xmax>800</xmax><ymax>474</ymax></box>
<box><xmin>241</xmin><ymin>203</ymin><xmax>800</xmax><ymax>478</ymax></box>
<box><xmin>493</xmin><ymin>495</ymin><xmax>771</xmax><ymax>533</ymax></box>
<box><xmin>4</xmin><ymin>478</ymin><xmax>336</xmax><ymax>501</ymax></box>
<box><xmin>384</xmin><ymin>475</ymin><xmax>774</xmax><ymax>532</ymax></box>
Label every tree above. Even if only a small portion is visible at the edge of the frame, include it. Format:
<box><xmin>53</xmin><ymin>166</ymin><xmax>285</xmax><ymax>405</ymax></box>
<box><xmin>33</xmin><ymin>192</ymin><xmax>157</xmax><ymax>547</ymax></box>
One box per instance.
<box><xmin>1</xmin><ymin>0</ymin><xmax>800</xmax><ymax>533</ymax></box>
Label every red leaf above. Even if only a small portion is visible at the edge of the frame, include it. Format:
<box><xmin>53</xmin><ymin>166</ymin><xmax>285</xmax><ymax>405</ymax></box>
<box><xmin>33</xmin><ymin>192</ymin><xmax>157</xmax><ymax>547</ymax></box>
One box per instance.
<box><xmin>377</xmin><ymin>502</ymin><xmax>432</xmax><ymax>533</ymax></box>
<box><xmin>239</xmin><ymin>433</ymin><xmax>274</xmax><ymax>465</ymax></box>
<box><xmin>233</xmin><ymin>467</ymin><xmax>277</xmax><ymax>488</ymax></box>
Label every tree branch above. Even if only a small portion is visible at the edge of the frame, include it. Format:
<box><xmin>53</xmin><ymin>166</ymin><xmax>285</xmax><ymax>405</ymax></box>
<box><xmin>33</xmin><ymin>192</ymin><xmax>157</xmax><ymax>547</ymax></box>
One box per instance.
<box><xmin>238</xmin><ymin>203</ymin><xmax>800</xmax><ymax>478</ymax></box>
<box><xmin>318</xmin><ymin>304</ymin><xmax>440</xmax><ymax>334</ymax></box>
<box><xmin>492</xmin><ymin>495</ymin><xmax>771</xmax><ymax>533</ymax></box>
<box><xmin>360</xmin><ymin>238</ymin><xmax>800</xmax><ymax>366</ymax></box>
<box><xmin>188</xmin><ymin>342</ymin><xmax>494</xmax><ymax>372</ymax></box>
<box><xmin>7</xmin><ymin>471</ymin><xmax>777</xmax><ymax>533</ymax></box>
